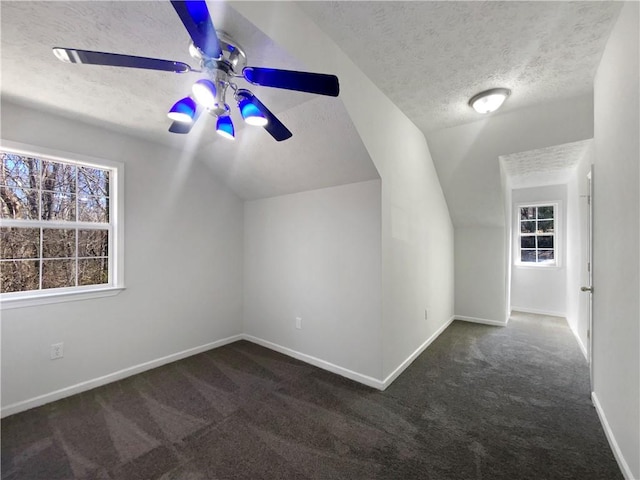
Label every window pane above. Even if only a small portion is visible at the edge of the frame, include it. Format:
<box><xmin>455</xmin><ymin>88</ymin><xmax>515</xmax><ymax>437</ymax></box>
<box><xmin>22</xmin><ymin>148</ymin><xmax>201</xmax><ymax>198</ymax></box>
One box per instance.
<box><xmin>78</xmin><ymin>229</ymin><xmax>108</xmax><ymax>257</ymax></box>
<box><xmin>537</xmin><ymin>235</ymin><xmax>554</xmax><ymax>249</ymax></box>
<box><xmin>538</xmin><ymin>250</ymin><xmax>555</xmax><ymax>263</ymax></box>
<box><xmin>520</xmin><ymin>207</ymin><xmax>536</xmax><ymax>220</ymax></box>
<box><xmin>521</xmin><ymin>221</ymin><xmax>535</xmax><ymax>233</ymax></box>
<box><xmin>538</xmin><ymin>220</ymin><xmax>554</xmax><ymax>233</ymax></box>
<box><xmin>78</xmin><ymin>167</ymin><xmax>109</xmax><ymax>197</ymax></box>
<box><xmin>41</xmin><ymin>161</ymin><xmax>75</xmax><ymax>193</ymax></box>
<box><xmin>78</xmin><ymin>195</ymin><xmax>109</xmax><ymax>223</ymax></box>
<box><xmin>538</xmin><ymin>206</ymin><xmax>554</xmax><ymax>219</ymax></box>
<box><xmin>1</xmin><ymin>153</ymin><xmax>39</xmax><ymax>188</ymax></box>
<box><xmin>1</xmin><ymin>152</ymin><xmax>115</xmax><ymax>295</ymax></box>
<box><xmin>42</xmin><ymin>259</ymin><xmax>75</xmax><ymax>289</ymax></box>
<box><xmin>0</xmin><ymin>186</ymin><xmax>39</xmax><ymax>219</ymax></box>
<box><xmin>43</xmin><ymin>228</ymin><xmax>76</xmax><ymax>258</ymax></box>
<box><xmin>78</xmin><ymin>258</ymin><xmax>108</xmax><ymax>286</ymax></box>
<box><xmin>521</xmin><ymin>250</ymin><xmax>536</xmax><ymax>262</ymax></box>
<box><xmin>0</xmin><ymin>260</ymin><xmax>40</xmax><ymax>293</ymax></box>
<box><xmin>1</xmin><ymin>227</ymin><xmax>40</xmax><ymax>259</ymax></box>
<box><xmin>521</xmin><ymin>236</ymin><xmax>535</xmax><ymax>249</ymax></box>
<box><xmin>41</xmin><ymin>191</ymin><xmax>76</xmax><ymax>221</ymax></box>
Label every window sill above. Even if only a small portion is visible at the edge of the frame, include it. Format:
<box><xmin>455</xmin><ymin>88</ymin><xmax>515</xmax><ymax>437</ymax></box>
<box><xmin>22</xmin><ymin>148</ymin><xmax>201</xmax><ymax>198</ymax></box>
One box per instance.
<box><xmin>0</xmin><ymin>286</ymin><xmax>126</xmax><ymax>310</ymax></box>
<box><xmin>514</xmin><ymin>263</ymin><xmax>562</xmax><ymax>270</ymax></box>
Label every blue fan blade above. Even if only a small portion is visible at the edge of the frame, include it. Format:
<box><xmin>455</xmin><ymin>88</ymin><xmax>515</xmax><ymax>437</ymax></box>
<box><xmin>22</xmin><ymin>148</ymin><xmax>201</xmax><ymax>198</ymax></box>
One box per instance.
<box><xmin>249</xmin><ymin>95</ymin><xmax>293</xmax><ymax>142</ymax></box>
<box><xmin>243</xmin><ymin>67</ymin><xmax>339</xmax><ymax>97</ymax></box>
<box><xmin>52</xmin><ymin>48</ymin><xmax>192</xmax><ymax>73</ymax></box>
<box><xmin>170</xmin><ymin>1</ymin><xmax>222</xmax><ymax>59</ymax></box>
<box><xmin>168</xmin><ymin>108</ymin><xmax>202</xmax><ymax>134</ymax></box>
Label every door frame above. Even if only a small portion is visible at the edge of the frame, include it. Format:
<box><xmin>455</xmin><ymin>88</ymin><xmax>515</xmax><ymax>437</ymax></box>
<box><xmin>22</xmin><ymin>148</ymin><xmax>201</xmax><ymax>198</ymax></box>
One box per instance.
<box><xmin>586</xmin><ymin>167</ymin><xmax>594</xmax><ymax>390</ymax></box>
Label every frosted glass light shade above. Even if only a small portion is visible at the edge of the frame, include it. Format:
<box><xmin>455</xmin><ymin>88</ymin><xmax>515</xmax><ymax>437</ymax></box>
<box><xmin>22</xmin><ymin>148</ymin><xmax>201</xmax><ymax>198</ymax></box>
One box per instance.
<box><xmin>469</xmin><ymin>88</ymin><xmax>511</xmax><ymax>114</ymax></box>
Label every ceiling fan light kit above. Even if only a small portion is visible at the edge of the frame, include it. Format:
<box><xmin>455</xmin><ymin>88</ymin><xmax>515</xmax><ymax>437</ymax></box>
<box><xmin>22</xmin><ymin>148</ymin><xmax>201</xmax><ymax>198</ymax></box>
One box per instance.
<box><xmin>167</xmin><ymin>97</ymin><xmax>197</xmax><ymax>123</ymax></box>
<box><xmin>51</xmin><ymin>0</ymin><xmax>340</xmax><ymax>142</ymax></box>
<box><xmin>191</xmin><ymin>79</ymin><xmax>218</xmax><ymax>110</ymax></box>
<box><xmin>469</xmin><ymin>88</ymin><xmax>511</xmax><ymax>114</ymax></box>
<box><xmin>238</xmin><ymin>96</ymin><xmax>268</xmax><ymax>127</ymax></box>
<box><xmin>215</xmin><ymin>115</ymin><xmax>235</xmax><ymax>140</ymax></box>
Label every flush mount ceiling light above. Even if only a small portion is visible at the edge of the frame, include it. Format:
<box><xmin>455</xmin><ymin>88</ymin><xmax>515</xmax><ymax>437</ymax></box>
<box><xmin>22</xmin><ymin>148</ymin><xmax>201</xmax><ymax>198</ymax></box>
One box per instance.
<box><xmin>469</xmin><ymin>88</ymin><xmax>511</xmax><ymax>114</ymax></box>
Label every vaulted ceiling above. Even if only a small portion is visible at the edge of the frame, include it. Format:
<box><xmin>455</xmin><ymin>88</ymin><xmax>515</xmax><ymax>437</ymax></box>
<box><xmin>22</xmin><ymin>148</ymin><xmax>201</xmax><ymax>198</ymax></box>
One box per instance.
<box><xmin>0</xmin><ymin>1</ymin><xmax>378</xmax><ymax>200</ymax></box>
<box><xmin>0</xmin><ymin>1</ymin><xmax>623</xmax><ymax>200</ymax></box>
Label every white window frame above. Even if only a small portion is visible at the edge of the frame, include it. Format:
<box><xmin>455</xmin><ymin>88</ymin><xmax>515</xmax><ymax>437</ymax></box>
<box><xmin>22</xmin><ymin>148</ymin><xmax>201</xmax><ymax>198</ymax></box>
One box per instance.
<box><xmin>514</xmin><ymin>201</ymin><xmax>561</xmax><ymax>268</ymax></box>
<box><xmin>0</xmin><ymin>140</ymin><xmax>125</xmax><ymax>309</ymax></box>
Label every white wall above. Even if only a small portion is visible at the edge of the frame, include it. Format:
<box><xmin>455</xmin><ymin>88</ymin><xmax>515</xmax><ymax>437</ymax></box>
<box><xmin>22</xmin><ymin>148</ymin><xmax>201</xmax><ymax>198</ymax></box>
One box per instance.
<box><xmin>455</xmin><ymin>227</ymin><xmax>506</xmax><ymax>325</ymax></box>
<box><xmin>592</xmin><ymin>3</ymin><xmax>640</xmax><ymax>478</ymax></box>
<box><xmin>510</xmin><ymin>185</ymin><xmax>567</xmax><ymax>317</ymax></box>
<box><xmin>244</xmin><ymin>180</ymin><xmax>382</xmax><ymax>380</ymax></box>
<box><xmin>231</xmin><ymin>2</ymin><xmax>455</xmax><ymax>381</ymax></box>
<box><xmin>1</xmin><ymin>101</ymin><xmax>244</xmax><ymax>413</ymax></box>
<box><xmin>427</xmin><ymin>96</ymin><xmax>595</xmax><ymax>324</ymax></box>
<box><xmin>2</xmin><ymin>0</ymin><xmax>456</xmax><ymax>408</ymax></box>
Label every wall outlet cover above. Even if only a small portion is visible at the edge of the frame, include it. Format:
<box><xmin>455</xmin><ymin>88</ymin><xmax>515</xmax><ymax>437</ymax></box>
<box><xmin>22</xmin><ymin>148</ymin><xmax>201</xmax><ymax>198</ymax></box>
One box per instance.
<box><xmin>50</xmin><ymin>342</ymin><xmax>64</xmax><ymax>360</ymax></box>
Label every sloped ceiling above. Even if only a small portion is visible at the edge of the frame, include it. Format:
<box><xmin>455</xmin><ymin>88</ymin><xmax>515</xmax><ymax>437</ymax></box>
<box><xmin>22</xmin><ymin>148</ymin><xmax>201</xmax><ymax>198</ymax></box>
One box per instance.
<box><xmin>500</xmin><ymin>140</ymin><xmax>592</xmax><ymax>189</ymax></box>
<box><xmin>299</xmin><ymin>1</ymin><xmax>622</xmax><ymax>134</ymax></box>
<box><xmin>298</xmin><ymin>1</ymin><xmax>620</xmax><ymax>226</ymax></box>
<box><xmin>0</xmin><ymin>1</ymin><xmax>378</xmax><ymax>200</ymax></box>
<box><xmin>1</xmin><ymin>1</ymin><xmax>623</xmax><ymax>204</ymax></box>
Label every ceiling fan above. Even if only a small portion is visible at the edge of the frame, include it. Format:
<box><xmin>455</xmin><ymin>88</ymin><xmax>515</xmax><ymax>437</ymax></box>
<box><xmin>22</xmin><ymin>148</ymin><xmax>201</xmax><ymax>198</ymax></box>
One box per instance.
<box><xmin>51</xmin><ymin>0</ymin><xmax>340</xmax><ymax>142</ymax></box>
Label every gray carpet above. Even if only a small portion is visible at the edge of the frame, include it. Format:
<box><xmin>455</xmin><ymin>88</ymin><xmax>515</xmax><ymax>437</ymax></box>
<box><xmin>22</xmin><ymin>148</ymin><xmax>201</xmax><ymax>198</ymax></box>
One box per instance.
<box><xmin>1</xmin><ymin>313</ymin><xmax>622</xmax><ymax>479</ymax></box>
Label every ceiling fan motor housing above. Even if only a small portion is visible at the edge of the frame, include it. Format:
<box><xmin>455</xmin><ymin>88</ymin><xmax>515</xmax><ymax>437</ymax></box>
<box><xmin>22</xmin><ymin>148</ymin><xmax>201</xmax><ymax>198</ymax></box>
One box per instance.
<box><xmin>191</xmin><ymin>31</ymin><xmax>247</xmax><ymax>116</ymax></box>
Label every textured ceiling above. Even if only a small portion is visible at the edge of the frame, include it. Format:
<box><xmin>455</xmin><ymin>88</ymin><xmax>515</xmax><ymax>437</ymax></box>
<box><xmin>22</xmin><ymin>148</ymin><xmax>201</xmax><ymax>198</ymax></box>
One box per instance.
<box><xmin>500</xmin><ymin>139</ymin><xmax>592</xmax><ymax>189</ymax></box>
<box><xmin>0</xmin><ymin>1</ymin><xmax>378</xmax><ymax>199</ymax></box>
<box><xmin>198</xmin><ymin>97</ymin><xmax>378</xmax><ymax>200</ymax></box>
<box><xmin>1</xmin><ymin>1</ymin><xmax>622</xmax><ymax>200</ymax></box>
<box><xmin>299</xmin><ymin>1</ymin><xmax>622</xmax><ymax>133</ymax></box>
<box><xmin>0</xmin><ymin>1</ymin><xmax>316</xmax><ymax>142</ymax></box>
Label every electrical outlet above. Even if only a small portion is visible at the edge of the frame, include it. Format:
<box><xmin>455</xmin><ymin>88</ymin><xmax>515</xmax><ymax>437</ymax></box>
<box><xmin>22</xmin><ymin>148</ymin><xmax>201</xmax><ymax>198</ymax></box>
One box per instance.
<box><xmin>50</xmin><ymin>342</ymin><xmax>64</xmax><ymax>360</ymax></box>
<box><xmin>424</xmin><ymin>309</ymin><xmax>429</xmax><ymax>320</ymax></box>
<box><xmin>295</xmin><ymin>317</ymin><xmax>302</xmax><ymax>330</ymax></box>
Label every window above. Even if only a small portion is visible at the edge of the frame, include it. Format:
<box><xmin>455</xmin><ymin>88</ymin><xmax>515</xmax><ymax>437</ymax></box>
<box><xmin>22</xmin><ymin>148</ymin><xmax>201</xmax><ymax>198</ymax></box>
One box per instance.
<box><xmin>0</xmin><ymin>142</ymin><xmax>123</xmax><ymax>307</ymax></box>
<box><xmin>517</xmin><ymin>204</ymin><xmax>557</xmax><ymax>266</ymax></box>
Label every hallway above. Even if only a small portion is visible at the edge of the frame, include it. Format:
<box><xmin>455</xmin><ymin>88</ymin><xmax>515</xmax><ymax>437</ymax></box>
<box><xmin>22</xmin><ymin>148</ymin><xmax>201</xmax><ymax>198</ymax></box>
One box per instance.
<box><xmin>384</xmin><ymin>312</ymin><xmax>621</xmax><ymax>479</ymax></box>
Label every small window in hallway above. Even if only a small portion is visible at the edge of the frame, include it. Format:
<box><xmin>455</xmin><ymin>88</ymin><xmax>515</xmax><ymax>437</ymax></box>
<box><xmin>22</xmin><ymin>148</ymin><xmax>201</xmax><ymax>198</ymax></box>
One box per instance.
<box><xmin>518</xmin><ymin>204</ymin><xmax>556</xmax><ymax>265</ymax></box>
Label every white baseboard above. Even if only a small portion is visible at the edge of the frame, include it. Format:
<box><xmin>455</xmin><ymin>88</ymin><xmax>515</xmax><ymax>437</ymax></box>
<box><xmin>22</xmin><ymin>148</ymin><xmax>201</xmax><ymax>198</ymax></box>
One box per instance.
<box><xmin>455</xmin><ymin>315</ymin><xmax>508</xmax><ymax>327</ymax></box>
<box><xmin>243</xmin><ymin>316</ymin><xmax>456</xmax><ymax>392</ymax></box>
<box><xmin>381</xmin><ymin>316</ymin><xmax>455</xmax><ymax>388</ymax></box>
<box><xmin>2</xmin><ymin>317</ymin><xmax>458</xmax><ymax>417</ymax></box>
<box><xmin>569</xmin><ymin>324</ymin><xmax>589</xmax><ymax>361</ymax></box>
<box><xmin>511</xmin><ymin>306</ymin><xmax>566</xmax><ymax>318</ymax></box>
<box><xmin>241</xmin><ymin>334</ymin><xmax>385</xmax><ymax>390</ymax></box>
<box><xmin>0</xmin><ymin>334</ymin><xmax>243</xmax><ymax>418</ymax></box>
<box><xmin>591</xmin><ymin>392</ymin><xmax>636</xmax><ymax>480</ymax></box>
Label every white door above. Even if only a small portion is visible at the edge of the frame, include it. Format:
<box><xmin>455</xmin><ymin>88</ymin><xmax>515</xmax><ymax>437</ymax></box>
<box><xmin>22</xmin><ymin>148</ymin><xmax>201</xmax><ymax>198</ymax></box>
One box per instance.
<box><xmin>582</xmin><ymin>167</ymin><xmax>594</xmax><ymax>390</ymax></box>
